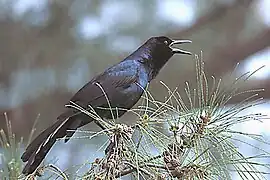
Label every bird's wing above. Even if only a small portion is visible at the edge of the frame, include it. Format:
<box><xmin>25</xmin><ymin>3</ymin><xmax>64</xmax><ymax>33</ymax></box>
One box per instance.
<box><xmin>68</xmin><ymin>73</ymin><xmax>139</xmax><ymax>108</ymax></box>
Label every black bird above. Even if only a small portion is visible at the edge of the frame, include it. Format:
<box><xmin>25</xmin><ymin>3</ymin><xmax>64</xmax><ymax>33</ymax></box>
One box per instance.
<box><xmin>21</xmin><ymin>36</ymin><xmax>192</xmax><ymax>175</ymax></box>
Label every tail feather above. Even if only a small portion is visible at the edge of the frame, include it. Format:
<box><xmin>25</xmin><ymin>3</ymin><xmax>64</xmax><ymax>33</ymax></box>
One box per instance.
<box><xmin>22</xmin><ymin>117</ymin><xmax>70</xmax><ymax>175</ymax></box>
<box><xmin>21</xmin><ymin>119</ymin><xmax>66</xmax><ymax>162</ymax></box>
<box><xmin>64</xmin><ymin>113</ymin><xmax>93</xmax><ymax>143</ymax></box>
<box><xmin>21</xmin><ymin>109</ymin><xmax>93</xmax><ymax>175</ymax></box>
<box><xmin>21</xmin><ymin>109</ymin><xmax>78</xmax><ymax>175</ymax></box>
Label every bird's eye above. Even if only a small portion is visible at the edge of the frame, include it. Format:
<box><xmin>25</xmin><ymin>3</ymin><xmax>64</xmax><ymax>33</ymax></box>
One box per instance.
<box><xmin>164</xmin><ymin>40</ymin><xmax>169</xmax><ymax>45</ymax></box>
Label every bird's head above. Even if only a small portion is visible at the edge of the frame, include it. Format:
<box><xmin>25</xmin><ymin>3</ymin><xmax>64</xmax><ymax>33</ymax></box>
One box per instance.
<box><xmin>136</xmin><ymin>36</ymin><xmax>192</xmax><ymax>79</ymax></box>
<box><xmin>146</xmin><ymin>36</ymin><xmax>192</xmax><ymax>56</ymax></box>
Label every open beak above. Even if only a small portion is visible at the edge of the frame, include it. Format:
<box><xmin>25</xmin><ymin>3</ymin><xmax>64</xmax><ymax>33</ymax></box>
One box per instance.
<box><xmin>170</xmin><ymin>40</ymin><xmax>192</xmax><ymax>55</ymax></box>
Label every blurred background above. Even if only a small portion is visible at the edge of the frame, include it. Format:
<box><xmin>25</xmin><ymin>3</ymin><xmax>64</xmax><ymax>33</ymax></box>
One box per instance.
<box><xmin>0</xmin><ymin>0</ymin><xmax>269</xmax><ymax>178</ymax></box>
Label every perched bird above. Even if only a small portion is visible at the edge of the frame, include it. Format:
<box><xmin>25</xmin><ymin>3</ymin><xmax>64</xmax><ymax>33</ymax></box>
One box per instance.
<box><xmin>21</xmin><ymin>36</ymin><xmax>192</xmax><ymax>175</ymax></box>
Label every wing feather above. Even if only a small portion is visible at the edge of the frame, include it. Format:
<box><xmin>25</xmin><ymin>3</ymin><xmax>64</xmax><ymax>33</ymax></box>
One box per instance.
<box><xmin>70</xmin><ymin>74</ymin><xmax>136</xmax><ymax>105</ymax></box>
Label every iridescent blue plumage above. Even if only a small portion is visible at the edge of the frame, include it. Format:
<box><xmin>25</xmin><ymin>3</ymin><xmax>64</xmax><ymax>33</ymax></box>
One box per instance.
<box><xmin>21</xmin><ymin>36</ymin><xmax>192</xmax><ymax>175</ymax></box>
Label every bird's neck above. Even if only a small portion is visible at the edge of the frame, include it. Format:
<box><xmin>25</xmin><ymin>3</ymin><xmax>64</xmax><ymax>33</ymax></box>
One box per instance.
<box><xmin>127</xmin><ymin>45</ymin><xmax>172</xmax><ymax>81</ymax></box>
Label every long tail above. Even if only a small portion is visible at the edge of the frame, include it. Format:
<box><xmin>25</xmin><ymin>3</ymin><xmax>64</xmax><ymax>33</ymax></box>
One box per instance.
<box><xmin>21</xmin><ymin>110</ymin><xmax>87</xmax><ymax>175</ymax></box>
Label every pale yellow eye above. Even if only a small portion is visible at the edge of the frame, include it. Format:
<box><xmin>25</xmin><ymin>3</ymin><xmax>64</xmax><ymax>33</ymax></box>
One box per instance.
<box><xmin>164</xmin><ymin>40</ymin><xmax>168</xmax><ymax>45</ymax></box>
